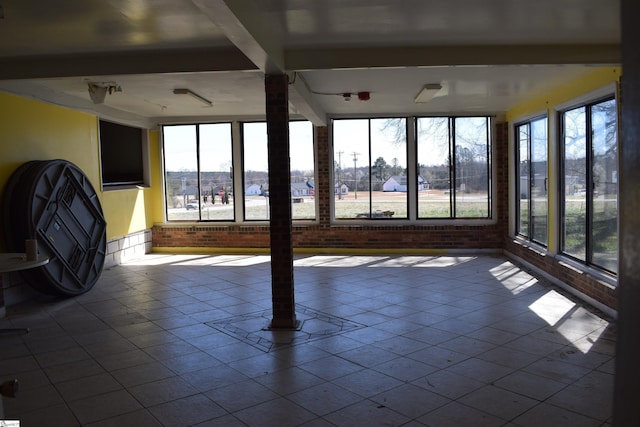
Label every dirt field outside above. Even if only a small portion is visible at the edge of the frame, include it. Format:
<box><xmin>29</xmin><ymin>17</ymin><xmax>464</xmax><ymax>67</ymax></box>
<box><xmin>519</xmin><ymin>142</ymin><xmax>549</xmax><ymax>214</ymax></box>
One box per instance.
<box><xmin>166</xmin><ymin>190</ymin><xmax>492</xmax><ymax>221</ymax></box>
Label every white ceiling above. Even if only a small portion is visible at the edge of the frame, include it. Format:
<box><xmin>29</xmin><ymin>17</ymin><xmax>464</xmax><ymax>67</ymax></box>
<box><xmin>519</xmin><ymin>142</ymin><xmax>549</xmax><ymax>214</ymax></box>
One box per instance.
<box><xmin>0</xmin><ymin>0</ymin><xmax>621</xmax><ymax>128</ymax></box>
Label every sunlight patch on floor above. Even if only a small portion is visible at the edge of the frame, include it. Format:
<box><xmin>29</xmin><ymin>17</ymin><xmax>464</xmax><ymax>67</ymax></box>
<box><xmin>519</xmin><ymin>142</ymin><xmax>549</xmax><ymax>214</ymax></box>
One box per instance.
<box><xmin>293</xmin><ymin>256</ymin><xmax>350</xmax><ymax>267</ymax></box>
<box><xmin>294</xmin><ymin>256</ymin><xmax>388</xmax><ymax>267</ymax></box>
<box><xmin>206</xmin><ymin>255</ymin><xmax>272</xmax><ymax>266</ymax></box>
<box><xmin>123</xmin><ymin>253</ymin><xmax>211</xmax><ymax>266</ymax></box>
<box><xmin>528</xmin><ymin>290</ymin><xmax>577</xmax><ymax>325</ymax></box>
<box><xmin>368</xmin><ymin>256</ymin><xmax>434</xmax><ymax>267</ymax></box>
<box><xmin>413</xmin><ymin>256</ymin><xmax>476</xmax><ymax>268</ymax></box>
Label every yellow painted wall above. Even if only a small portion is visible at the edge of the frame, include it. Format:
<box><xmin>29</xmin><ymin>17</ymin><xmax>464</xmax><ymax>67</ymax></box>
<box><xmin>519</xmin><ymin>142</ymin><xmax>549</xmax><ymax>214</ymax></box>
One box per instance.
<box><xmin>506</xmin><ymin>67</ymin><xmax>621</xmax><ymax>122</ymax></box>
<box><xmin>506</xmin><ymin>66</ymin><xmax>621</xmax><ymax>252</ymax></box>
<box><xmin>148</xmin><ymin>129</ymin><xmax>165</xmax><ymax>225</ymax></box>
<box><xmin>100</xmin><ymin>130</ymin><xmax>163</xmax><ymax>237</ymax></box>
<box><xmin>0</xmin><ymin>91</ymin><xmax>155</xmax><ymax>247</ymax></box>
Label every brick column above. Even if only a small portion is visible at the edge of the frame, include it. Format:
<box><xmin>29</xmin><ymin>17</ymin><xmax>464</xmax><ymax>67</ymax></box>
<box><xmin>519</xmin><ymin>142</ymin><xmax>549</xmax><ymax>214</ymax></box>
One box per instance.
<box><xmin>0</xmin><ymin>274</ymin><xmax>5</xmax><ymax>318</ymax></box>
<box><xmin>265</xmin><ymin>74</ymin><xmax>297</xmax><ymax>329</ymax></box>
<box><xmin>314</xmin><ymin>126</ymin><xmax>331</xmax><ymax>228</ymax></box>
<box><xmin>494</xmin><ymin>121</ymin><xmax>510</xmax><ymax>240</ymax></box>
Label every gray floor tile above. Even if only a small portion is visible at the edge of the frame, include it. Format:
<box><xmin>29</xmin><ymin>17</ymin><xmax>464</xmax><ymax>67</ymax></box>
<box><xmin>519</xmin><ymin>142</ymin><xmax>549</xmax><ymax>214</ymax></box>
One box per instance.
<box><xmin>68</xmin><ymin>389</ymin><xmax>143</xmax><ymax>425</ymax></box>
<box><xmin>0</xmin><ymin>254</ymin><xmax>615</xmax><ymax>426</ymax></box>
<box><xmin>513</xmin><ymin>402</ymin><xmax>602</xmax><ymax>427</ymax></box>
<box><xmin>286</xmin><ymin>382</ymin><xmax>362</xmax><ymax>416</ymax></box>
<box><xmin>148</xmin><ymin>393</ymin><xmax>227</xmax><ymax>427</ymax></box>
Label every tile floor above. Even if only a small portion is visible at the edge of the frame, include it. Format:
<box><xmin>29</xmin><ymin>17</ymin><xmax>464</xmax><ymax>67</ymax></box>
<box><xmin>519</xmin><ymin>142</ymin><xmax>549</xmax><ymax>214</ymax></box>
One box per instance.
<box><xmin>0</xmin><ymin>254</ymin><xmax>615</xmax><ymax>426</ymax></box>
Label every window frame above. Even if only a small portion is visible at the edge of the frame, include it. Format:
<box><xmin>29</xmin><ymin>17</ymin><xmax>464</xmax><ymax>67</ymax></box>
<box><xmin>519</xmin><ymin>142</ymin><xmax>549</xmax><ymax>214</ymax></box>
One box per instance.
<box><xmin>514</xmin><ymin>114</ymin><xmax>548</xmax><ymax>246</ymax></box>
<box><xmin>330</xmin><ymin>115</ymin><xmax>494</xmax><ymax>223</ymax></box>
<box><xmin>162</xmin><ymin>122</ymin><xmax>235</xmax><ymax>222</ymax></box>
<box><xmin>414</xmin><ymin>115</ymin><xmax>494</xmax><ymax>223</ymax></box>
<box><xmin>558</xmin><ymin>92</ymin><xmax>618</xmax><ymax>275</ymax></box>
<box><xmin>161</xmin><ymin>120</ymin><xmax>316</xmax><ymax>224</ymax></box>
<box><xmin>331</xmin><ymin>117</ymin><xmax>410</xmax><ymax>221</ymax></box>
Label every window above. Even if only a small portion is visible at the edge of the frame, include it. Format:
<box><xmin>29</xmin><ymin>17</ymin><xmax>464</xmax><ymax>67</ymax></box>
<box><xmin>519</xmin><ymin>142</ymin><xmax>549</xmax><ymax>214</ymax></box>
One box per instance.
<box><xmin>241</xmin><ymin>121</ymin><xmax>316</xmax><ymax>221</ymax></box>
<box><xmin>333</xmin><ymin>118</ymin><xmax>408</xmax><ymax>219</ymax></box>
<box><xmin>162</xmin><ymin>120</ymin><xmax>315</xmax><ymax>222</ymax></box>
<box><xmin>515</xmin><ymin>116</ymin><xmax>548</xmax><ymax>245</ymax></box>
<box><xmin>289</xmin><ymin>121</ymin><xmax>316</xmax><ymax>220</ymax></box>
<box><xmin>417</xmin><ymin>117</ymin><xmax>491</xmax><ymax>218</ymax></box>
<box><xmin>560</xmin><ymin>97</ymin><xmax>618</xmax><ymax>274</ymax></box>
<box><xmin>242</xmin><ymin>122</ymin><xmax>270</xmax><ymax>220</ymax></box>
<box><xmin>163</xmin><ymin>123</ymin><xmax>234</xmax><ymax>221</ymax></box>
<box><xmin>99</xmin><ymin>119</ymin><xmax>148</xmax><ymax>188</ymax></box>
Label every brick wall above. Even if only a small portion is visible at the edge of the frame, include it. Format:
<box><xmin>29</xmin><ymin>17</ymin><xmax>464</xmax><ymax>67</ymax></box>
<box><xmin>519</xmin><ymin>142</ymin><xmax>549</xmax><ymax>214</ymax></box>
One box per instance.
<box><xmin>504</xmin><ymin>239</ymin><xmax>617</xmax><ymax>310</ymax></box>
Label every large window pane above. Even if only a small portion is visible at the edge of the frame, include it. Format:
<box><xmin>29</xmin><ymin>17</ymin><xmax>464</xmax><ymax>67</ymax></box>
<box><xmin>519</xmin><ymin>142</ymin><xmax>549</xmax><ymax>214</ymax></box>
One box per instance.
<box><xmin>562</xmin><ymin>106</ymin><xmax>588</xmax><ymax>261</ymax></box>
<box><xmin>371</xmin><ymin>118</ymin><xmax>407</xmax><ymax>218</ymax></box>
<box><xmin>531</xmin><ymin>117</ymin><xmax>548</xmax><ymax>244</ymax></box>
<box><xmin>417</xmin><ymin>117</ymin><xmax>451</xmax><ymax>218</ymax></box>
<box><xmin>333</xmin><ymin>119</ymin><xmax>370</xmax><ymax>218</ymax></box>
<box><xmin>163</xmin><ymin>125</ymin><xmax>199</xmax><ymax>221</ymax></box>
<box><xmin>163</xmin><ymin>120</ymin><xmax>314</xmax><ymax>224</ymax></box>
<box><xmin>289</xmin><ymin>121</ymin><xmax>316</xmax><ymax>220</ymax></box>
<box><xmin>199</xmin><ymin>123</ymin><xmax>234</xmax><ymax>220</ymax></box>
<box><xmin>333</xmin><ymin>118</ymin><xmax>407</xmax><ymax>219</ymax></box>
<box><xmin>562</xmin><ymin>98</ymin><xmax>618</xmax><ymax>274</ymax></box>
<box><xmin>454</xmin><ymin>117</ymin><xmax>490</xmax><ymax>218</ymax></box>
<box><xmin>591</xmin><ymin>99</ymin><xmax>618</xmax><ymax>273</ymax></box>
<box><xmin>517</xmin><ymin>123</ymin><xmax>530</xmax><ymax>236</ymax></box>
<box><xmin>242</xmin><ymin>122</ymin><xmax>270</xmax><ymax>220</ymax></box>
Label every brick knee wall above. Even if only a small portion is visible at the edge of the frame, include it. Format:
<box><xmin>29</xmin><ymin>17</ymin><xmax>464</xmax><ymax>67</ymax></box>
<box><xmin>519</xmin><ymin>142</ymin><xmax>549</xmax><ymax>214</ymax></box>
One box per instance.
<box><xmin>505</xmin><ymin>238</ymin><xmax>617</xmax><ymax>310</ymax></box>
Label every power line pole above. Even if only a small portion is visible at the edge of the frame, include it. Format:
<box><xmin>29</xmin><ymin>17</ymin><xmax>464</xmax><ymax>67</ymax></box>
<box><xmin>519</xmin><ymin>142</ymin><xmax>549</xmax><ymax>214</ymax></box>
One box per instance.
<box><xmin>337</xmin><ymin>151</ymin><xmax>344</xmax><ymax>200</ymax></box>
<box><xmin>352</xmin><ymin>152</ymin><xmax>359</xmax><ymax>200</ymax></box>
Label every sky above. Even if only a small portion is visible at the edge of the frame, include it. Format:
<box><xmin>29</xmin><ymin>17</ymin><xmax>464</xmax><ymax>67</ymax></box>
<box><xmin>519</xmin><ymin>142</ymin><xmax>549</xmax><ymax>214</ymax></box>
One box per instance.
<box><xmin>333</xmin><ymin>118</ymin><xmax>408</xmax><ymax>170</ymax></box>
<box><xmin>163</xmin><ymin>121</ymin><xmax>314</xmax><ymax>173</ymax></box>
<box><xmin>162</xmin><ymin>116</ymin><xmax>503</xmax><ymax>174</ymax></box>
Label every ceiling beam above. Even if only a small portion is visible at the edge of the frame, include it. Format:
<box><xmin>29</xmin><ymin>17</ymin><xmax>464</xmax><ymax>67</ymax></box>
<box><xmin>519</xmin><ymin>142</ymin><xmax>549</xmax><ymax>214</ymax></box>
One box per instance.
<box><xmin>192</xmin><ymin>0</ymin><xmax>326</xmax><ymax>125</ymax></box>
<box><xmin>0</xmin><ymin>48</ymin><xmax>256</xmax><ymax>80</ymax></box>
<box><xmin>192</xmin><ymin>0</ymin><xmax>285</xmax><ymax>75</ymax></box>
<box><xmin>286</xmin><ymin>44</ymin><xmax>621</xmax><ymax>70</ymax></box>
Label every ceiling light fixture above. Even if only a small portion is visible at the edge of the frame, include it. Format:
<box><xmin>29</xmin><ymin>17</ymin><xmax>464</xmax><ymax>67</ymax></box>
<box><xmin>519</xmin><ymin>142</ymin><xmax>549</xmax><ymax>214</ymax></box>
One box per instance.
<box><xmin>414</xmin><ymin>83</ymin><xmax>443</xmax><ymax>103</ymax></box>
<box><xmin>87</xmin><ymin>82</ymin><xmax>122</xmax><ymax>104</ymax></box>
<box><xmin>173</xmin><ymin>88</ymin><xmax>212</xmax><ymax>107</ymax></box>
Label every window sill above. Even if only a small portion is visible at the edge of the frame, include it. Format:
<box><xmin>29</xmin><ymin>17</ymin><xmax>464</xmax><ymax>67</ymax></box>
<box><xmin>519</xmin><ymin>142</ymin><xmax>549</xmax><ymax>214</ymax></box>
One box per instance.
<box><xmin>508</xmin><ymin>237</ymin><xmax>617</xmax><ymax>290</ymax></box>
<box><xmin>332</xmin><ymin>218</ymin><xmax>497</xmax><ymax>226</ymax></box>
<box><xmin>102</xmin><ymin>184</ymin><xmax>148</xmax><ymax>192</ymax></box>
<box><xmin>554</xmin><ymin>254</ymin><xmax>617</xmax><ymax>290</ymax></box>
